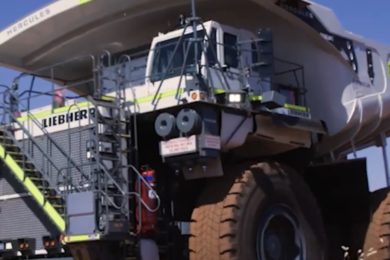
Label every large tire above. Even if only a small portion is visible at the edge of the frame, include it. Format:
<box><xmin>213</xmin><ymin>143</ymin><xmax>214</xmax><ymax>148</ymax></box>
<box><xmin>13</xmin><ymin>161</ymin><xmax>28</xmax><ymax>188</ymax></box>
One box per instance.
<box><xmin>363</xmin><ymin>188</ymin><xmax>390</xmax><ymax>259</ymax></box>
<box><xmin>189</xmin><ymin>162</ymin><xmax>326</xmax><ymax>260</ymax></box>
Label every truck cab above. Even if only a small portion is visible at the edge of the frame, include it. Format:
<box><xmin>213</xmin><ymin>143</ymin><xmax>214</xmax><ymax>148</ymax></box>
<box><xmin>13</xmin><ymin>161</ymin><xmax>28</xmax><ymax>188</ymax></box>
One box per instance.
<box><xmin>128</xmin><ymin>20</ymin><xmax>306</xmax><ymax>118</ymax></box>
<box><xmin>146</xmin><ymin>21</ymin><xmax>257</xmax><ymax>92</ymax></box>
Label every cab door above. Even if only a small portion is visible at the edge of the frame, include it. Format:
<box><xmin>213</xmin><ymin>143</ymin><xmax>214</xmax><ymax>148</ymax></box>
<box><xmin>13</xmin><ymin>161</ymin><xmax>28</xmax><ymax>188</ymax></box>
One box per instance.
<box><xmin>219</xmin><ymin>25</ymin><xmax>242</xmax><ymax>91</ymax></box>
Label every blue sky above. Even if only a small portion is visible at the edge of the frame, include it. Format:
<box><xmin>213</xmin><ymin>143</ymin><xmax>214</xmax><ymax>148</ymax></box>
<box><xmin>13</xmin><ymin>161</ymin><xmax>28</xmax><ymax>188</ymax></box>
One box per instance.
<box><xmin>0</xmin><ymin>0</ymin><xmax>389</xmax><ymax>190</ymax></box>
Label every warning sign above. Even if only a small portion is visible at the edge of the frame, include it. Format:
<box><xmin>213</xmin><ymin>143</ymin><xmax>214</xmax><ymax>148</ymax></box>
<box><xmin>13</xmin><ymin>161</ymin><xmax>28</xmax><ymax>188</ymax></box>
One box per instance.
<box><xmin>160</xmin><ymin>136</ymin><xmax>197</xmax><ymax>157</ymax></box>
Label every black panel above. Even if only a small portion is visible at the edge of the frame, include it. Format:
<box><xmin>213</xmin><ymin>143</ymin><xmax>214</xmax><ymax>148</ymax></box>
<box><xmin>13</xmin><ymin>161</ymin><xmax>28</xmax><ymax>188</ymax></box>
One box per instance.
<box><xmin>276</xmin><ymin>0</ymin><xmax>359</xmax><ymax>73</ymax></box>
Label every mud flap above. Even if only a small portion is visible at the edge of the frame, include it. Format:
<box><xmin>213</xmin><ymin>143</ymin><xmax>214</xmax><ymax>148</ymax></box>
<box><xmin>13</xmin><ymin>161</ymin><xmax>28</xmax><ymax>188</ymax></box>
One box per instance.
<box><xmin>304</xmin><ymin>158</ymin><xmax>370</xmax><ymax>259</ymax></box>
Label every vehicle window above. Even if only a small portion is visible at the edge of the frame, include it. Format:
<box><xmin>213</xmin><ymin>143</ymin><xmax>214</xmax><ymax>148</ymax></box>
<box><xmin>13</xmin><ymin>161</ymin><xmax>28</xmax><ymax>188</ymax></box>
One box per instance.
<box><xmin>223</xmin><ymin>33</ymin><xmax>238</xmax><ymax>68</ymax></box>
<box><xmin>366</xmin><ymin>49</ymin><xmax>374</xmax><ymax>83</ymax></box>
<box><xmin>151</xmin><ymin>30</ymin><xmax>204</xmax><ymax>82</ymax></box>
<box><xmin>251</xmin><ymin>42</ymin><xmax>258</xmax><ymax>65</ymax></box>
<box><xmin>206</xmin><ymin>28</ymin><xmax>217</xmax><ymax>66</ymax></box>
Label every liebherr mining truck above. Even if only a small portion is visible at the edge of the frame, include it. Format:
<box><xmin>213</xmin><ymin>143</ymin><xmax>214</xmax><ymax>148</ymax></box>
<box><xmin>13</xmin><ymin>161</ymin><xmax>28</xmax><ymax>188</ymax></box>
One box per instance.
<box><xmin>0</xmin><ymin>0</ymin><xmax>389</xmax><ymax>259</ymax></box>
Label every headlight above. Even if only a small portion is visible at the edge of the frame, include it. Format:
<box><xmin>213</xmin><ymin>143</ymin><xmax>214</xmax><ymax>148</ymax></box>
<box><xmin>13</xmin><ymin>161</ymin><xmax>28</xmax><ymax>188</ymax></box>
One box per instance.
<box><xmin>226</xmin><ymin>92</ymin><xmax>246</xmax><ymax>104</ymax></box>
<box><xmin>4</xmin><ymin>242</ymin><xmax>12</xmax><ymax>250</ymax></box>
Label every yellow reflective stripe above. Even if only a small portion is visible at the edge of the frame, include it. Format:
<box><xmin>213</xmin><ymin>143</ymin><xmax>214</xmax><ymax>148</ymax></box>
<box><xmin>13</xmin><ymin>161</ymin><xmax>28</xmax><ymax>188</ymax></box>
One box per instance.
<box><xmin>52</xmin><ymin>101</ymin><xmax>90</xmax><ymax>114</ymax></box>
<box><xmin>79</xmin><ymin>0</ymin><xmax>93</xmax><ymax>5</ymax></box>
<box><xmin>249</xmin><ymin>95</ymin><xmax>263</xmax><ymax>102</ymax></box>
<box><xmin>213</xmin><ymin>88</ymin><xmax>226</xmax><ymax>94</ymax></box>
<box><xmin>283</xmin><ymin>103</ymin><xmax>309</xmax><ymax>113</ymax></box>
<box><xmin>100</xmin><ymin>95</ymin><xmax>115</xmax><ymax>101</ymax></box>
<box><xmin>64</xmin><ymin>233</ymin><xmax>101</xmax><ymax>243</ymax></box>
<box><xmin>18</xmin><ymin>89</ymin><xmax>186</xmax><ymax>122</ymax></box>
<box><xmin>0</xmin><ymin>144</ymin><xmax>65</xmax><ymax>232</ymax></box>
<box><xmin>135</xmin><ymin>89</ymin><xmax>184</xmax><ymax>104</ymax></box>
<box><xmin>17</xmin><ymin>101</ymin><xmax>91</xmax><ymax>123</ymax></box>
<box><xmin>388</xmin><ymin>61</ymin><xmax>390</xmax><ymax>75</ymax></box>
<box><xmin>249</xmin><ymin>95</ymin><xmax>308</xmax><ymax>112</ymax></box>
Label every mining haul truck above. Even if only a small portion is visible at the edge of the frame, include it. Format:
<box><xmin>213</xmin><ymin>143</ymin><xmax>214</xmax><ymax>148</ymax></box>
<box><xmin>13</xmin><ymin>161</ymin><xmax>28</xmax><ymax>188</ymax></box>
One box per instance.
<box><xmin>0</xmin><ymin>0</ymin><xmax>389</xmax><ymax>259</ymax></box>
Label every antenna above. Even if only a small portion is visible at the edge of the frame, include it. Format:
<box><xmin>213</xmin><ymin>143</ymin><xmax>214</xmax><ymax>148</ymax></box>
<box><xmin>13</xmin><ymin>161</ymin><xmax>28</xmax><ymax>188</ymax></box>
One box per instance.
<box><xmin>190</xmin><ymin>0</ymin><xmax>199</xmax><ymax>72</ymax></box>
<box><xmin>191</xmin><ymin>0</ymin><xmax>197</xmax><ymax>18</ymax></box>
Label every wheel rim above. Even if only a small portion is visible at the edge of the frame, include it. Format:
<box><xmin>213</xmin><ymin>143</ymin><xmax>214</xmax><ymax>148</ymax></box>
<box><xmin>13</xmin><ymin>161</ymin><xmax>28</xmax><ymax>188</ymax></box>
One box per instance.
<box><xmin>257</xmin><ymin>205</ymin><xmax>306</xmax><ymax>260</ymax></box>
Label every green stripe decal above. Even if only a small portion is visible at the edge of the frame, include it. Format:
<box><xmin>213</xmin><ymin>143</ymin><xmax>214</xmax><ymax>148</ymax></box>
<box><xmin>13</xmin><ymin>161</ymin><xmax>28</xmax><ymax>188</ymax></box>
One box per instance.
<box><xmin>388</xmin><ymin>61</ymin><xmax>390</xmax><ymax>75</ymax></box>
<box><xmin>64</xmin><ymin>233</ymin><xmax>101</xmax><ymax>243</ymax></box>
<box><xmin>79</xmin><ymin>0</ymin><xmax>93</xmax><ymax>5</ymax></box>
<box><xmin>17</xmin><ymin>88</ymin><xmax>185</xmax><ymax>122</ymax></box>
<box><xmin>213</xmin><ymin>88</ymin><xmax>226</xmax><ymax>94</ymax></box>
<box><xmin>0</xmin><ymin>145</ymin><xmax>65</xmax><ymax>232</ymax></box>
<box><xmin>135</xmin><ymin>89</ymin><xmax>184</xmax><ymax>104</ymax></box>
<box><xmin>284</xmin><ymin>103</ymin><xmax>309</xmax><ymax>113</ymax></box>
<box><xmin>249</xmin><ymin>95</ymin><xmax>308</xmax><ymax>112</ymax></box>
<box><xmin>17</xmin><ymin>90</ymin><xmax>308</xmax><ymax>122</ymax></box>
<box><xmin>17</xmin><ymin>101</ymin><xmax>91</xmax><ymax>122</ymax></box>
<box><xmin>249</xmin><ymin>95</ymin><xmax>263</xmax><ymax>102</ymax></box>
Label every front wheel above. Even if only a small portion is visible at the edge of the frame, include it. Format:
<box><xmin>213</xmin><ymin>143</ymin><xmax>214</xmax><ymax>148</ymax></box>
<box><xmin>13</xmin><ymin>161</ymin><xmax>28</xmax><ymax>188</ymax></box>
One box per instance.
<box><xmin>189</xmin><ymin>162</ymin><xmax>326</xmax><ymax>260</ymax></box>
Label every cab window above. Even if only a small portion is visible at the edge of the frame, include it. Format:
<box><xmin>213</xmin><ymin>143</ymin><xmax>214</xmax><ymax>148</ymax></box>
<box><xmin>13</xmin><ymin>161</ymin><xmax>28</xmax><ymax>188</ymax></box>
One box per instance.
<box><xmin>206</xmin><ymin>28</ymin><xmax>217</xmax><ymax>66</ymax></box>
<box><xmin>223</xmin><ymin>33</ymin><xmax>238</xmax><ymax>68</ymax></box>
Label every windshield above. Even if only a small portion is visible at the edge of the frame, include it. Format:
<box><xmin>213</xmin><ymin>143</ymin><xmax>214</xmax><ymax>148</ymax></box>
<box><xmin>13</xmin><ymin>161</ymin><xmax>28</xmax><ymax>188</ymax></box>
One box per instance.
<box><xmin>151</xmin><ymin>30</ymin><xmax>205</xmax><ymax>82</ymax></box>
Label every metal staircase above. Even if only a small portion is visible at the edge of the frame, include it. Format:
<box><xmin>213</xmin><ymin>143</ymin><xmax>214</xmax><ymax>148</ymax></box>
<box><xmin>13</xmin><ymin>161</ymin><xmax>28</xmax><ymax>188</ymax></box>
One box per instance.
<box><xmin>0</xmin><ymin>129</ymin><xmax>65</xmax><ymax>230</ymax></box>
<box><xmin>0</xmin><ymin>89</ymin><xmax>89</xmax><ymax>233</ymax></box>
<box><xmin>0</xmin><ymin>79</ymin><xmax>97</xmax><ymax>233</ymax></box>
<box><xmin>0</xmin><ymin>52</ymin><xmax>160</xmax><ymax>249</ymax></box>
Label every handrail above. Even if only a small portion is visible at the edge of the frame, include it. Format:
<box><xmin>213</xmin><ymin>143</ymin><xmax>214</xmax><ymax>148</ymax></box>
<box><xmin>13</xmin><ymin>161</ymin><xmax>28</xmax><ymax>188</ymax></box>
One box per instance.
<box><xmin>0</xmin><ymin>98</ymin><xmax>61</xmax><ymax>193</ymax></box>
<box><xmin>0</xmin><ymin>90</ymin><xmax>89</xmax><ymax>193</ymax></box>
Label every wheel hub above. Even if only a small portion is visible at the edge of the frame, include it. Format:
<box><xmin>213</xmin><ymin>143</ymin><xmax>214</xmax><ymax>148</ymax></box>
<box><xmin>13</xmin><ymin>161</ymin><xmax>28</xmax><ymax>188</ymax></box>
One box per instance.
<box><xmin>264</xmin><ymin>233</ymin><xmax>282</xmax><ymax>258</ymax></box>
<box><xmin>257</xmin><ymin>205</ymin><xmax>305</xmax><ymax>260</ymax></box>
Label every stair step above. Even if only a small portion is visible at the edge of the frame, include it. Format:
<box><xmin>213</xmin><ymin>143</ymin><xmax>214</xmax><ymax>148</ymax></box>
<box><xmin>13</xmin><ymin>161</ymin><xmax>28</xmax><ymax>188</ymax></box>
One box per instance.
<box><xmin>1</xmin><ymin>143</ymin><xmax>19</xmax><ymax>148</ymax></box>
<box><xmin>28</xmin><ymin>176</ymin><xmax>45</xmax><ymax>182</ymax></box>
<box><xmin>5</xmin><ymin>151</ymin><xmax>23</xmax><ymax>156</ymax></box>
<box><xmin>46</xmin><ymin>194</ymin><xmax>63</xmax><ymax>199</ymax></box>
<box><xmin>36</xmin><ymin>184</ymin><xmax>49</xmax><ymax>189</ymax></box>
<box><xmin>14</xmin><ymin>159</ymin><xmax>33</xmax><ymax>164</ymax></box>
<box><xmin>22</xmin><ymin>168</ymin><xmax>38</xmax><ymax>173</ymax></box>
<box><xmin>0</xmin><ymin>139</ymin><xmax>14</xmax><ymax>143</ymax></box>
<box><xmin>51</xmin><ymin>204</ymin><xmax>65</xmax><ymax>208</ymax></box>
<box><xmin>43</xmin><ymin>192</ymin><xmax>61</xmax><ymax>199</ymax></box>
